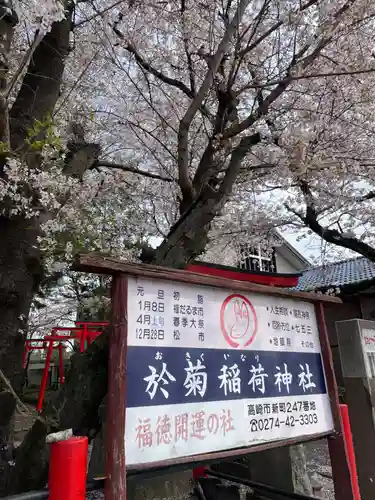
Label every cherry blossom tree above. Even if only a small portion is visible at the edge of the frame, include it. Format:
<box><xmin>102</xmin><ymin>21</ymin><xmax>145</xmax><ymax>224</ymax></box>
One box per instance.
<box><xmin>1</xmin><ymin>0</ymin><xmax>375</xmax><ymax>494</ymax></box>
<box><xmin>0</xmin><ymin>0</ymin><xmax>171</xmax><ymax>490</ymax></box>
<box><xmin>233</xmin><ymin>4</ymin><xmax>375</xmax><ymax>264</ymax></box>
<box><xmin>268</xmin><ymin>77</ymin><xmax>375</xmax><ymax>264</ymax></box>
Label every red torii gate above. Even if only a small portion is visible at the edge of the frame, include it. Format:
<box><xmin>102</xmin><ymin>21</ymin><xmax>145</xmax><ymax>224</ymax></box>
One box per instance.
<box><xmin>23</xmin><ymin>321</ymin><xmax>109</xmax><ymax>412</ymax></box>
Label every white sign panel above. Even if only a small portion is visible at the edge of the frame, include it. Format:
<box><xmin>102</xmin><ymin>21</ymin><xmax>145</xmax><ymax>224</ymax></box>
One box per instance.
<box><xmin>361</xmin><ymin>328</ymin><xmax>375</xmax><ymax>377</ymax></box>
<box><xmin>125</xmin><ymin>277</ymin><xmax>334</xmax><ymax>465</ymax></box>
<box><xmin>362</xmin><ymin>328</ymin><xmax>375</xmax><ymax>353</ymax></box>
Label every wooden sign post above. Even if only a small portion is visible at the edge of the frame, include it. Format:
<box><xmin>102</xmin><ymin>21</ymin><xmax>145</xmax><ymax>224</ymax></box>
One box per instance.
<box><xmin>76</xmin><ymin>255</ymin><xmax>355</xmax><ymax>500</ymax></box>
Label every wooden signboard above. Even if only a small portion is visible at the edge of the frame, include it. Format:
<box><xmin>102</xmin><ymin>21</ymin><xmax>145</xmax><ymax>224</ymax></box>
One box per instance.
<box><xmin>75</xmin><ymin>255</ymin><xmax>354</xmax><ymax>500</ymax></box>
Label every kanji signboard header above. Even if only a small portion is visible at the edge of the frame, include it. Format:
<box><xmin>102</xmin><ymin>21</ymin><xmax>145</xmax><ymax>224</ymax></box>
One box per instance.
<box><xmin>125</xmin><ymin>276</ymin><xmax>334</xmax><ymax>465</ymax></box>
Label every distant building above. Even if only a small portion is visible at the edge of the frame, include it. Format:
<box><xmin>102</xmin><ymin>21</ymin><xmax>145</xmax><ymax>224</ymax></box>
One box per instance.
<box><xmin>202</xmin><ymin>232</ymin><xmax>309</xmax><ymax>275</ymax></box>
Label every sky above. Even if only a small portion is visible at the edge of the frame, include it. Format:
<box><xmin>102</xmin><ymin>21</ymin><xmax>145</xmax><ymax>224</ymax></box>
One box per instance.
<box><xmin>280</xmin><ymin>231</ymin><xmax>356</xmax><ymax>267</ymax></box>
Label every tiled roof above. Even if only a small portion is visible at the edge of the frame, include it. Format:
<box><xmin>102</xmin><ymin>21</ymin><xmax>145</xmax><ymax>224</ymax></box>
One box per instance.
<box><xmin>296</xmin><ymin>257</ymin><xmax>375</xmax><ymax>291</ymax></box>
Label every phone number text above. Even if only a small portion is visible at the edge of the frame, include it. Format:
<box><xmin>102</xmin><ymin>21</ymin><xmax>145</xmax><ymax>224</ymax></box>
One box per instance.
<box><xmin>249</xmin><ymin>412</ymin><xmax>318</xmax><ymax>432</ymax></box>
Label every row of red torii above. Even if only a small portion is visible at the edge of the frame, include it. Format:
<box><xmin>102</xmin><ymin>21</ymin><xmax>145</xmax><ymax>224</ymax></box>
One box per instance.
<box><xmin>23</xmin><ymin>321</ymin><xmax>109</xmax><ymax>412</ymax></box>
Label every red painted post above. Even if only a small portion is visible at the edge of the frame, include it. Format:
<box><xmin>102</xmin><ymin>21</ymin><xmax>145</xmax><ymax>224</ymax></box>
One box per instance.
<box><xmin>340</xmin><ymin>404</ymin><xmax>361</xmax><ymax>500</ymax></box>
<box><xmin>80</xmin><ymin>323</ymin><xmax>88</xmax><ymax>352</ymax></box>
<box><xmin>36</xmin><ymin>339</ymin><xmax>53</xmax><ymax>413</ymax></box>
<box><xmin>58</xmin><ymin>343</ymin><xmax>65</xmax><ymax>384</ymax></box>
<box><xmin>105</xmin><ymin>274</ymin><xmax>128</xmax><ymax>500</ymax></box>
<box><xmin>315</xmin><ymin>302</ymin><xmax>354</xmax><ymax>500</ymax></box>
<box><xmin>193</xmin><ymin>466</ymin><xmax>207</xmax><ymax>480</ymax></box>
<box><xmin>49</xmin><ymin>436</ymin><xmax>88</xmax><ymax>500</ymax></box>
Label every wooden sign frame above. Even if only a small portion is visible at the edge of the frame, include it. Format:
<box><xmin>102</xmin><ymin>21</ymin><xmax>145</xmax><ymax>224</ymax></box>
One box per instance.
<box><xmin>75</xmin><ymin>254</ymin><xmax>354</xmax><ymax>500</ymax></box>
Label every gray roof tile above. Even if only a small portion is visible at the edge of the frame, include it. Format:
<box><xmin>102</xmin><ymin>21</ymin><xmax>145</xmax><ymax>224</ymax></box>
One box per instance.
<box><xmin>296</xmin><ymin>257</ymin><xmax>375</xmax><ymax>291</ymax></box>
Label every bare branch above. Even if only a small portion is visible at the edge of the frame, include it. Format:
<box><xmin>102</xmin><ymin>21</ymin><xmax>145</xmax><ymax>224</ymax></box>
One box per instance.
<box><xmin>94</xmin><ymin>160</ymin><xmax>174</xmax><ymax>182</ymax></box>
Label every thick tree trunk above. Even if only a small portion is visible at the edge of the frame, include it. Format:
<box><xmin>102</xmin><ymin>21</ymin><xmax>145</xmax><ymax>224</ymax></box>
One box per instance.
<box><xmin>0</xmin><ymin>7</ymin><xmax>74</xmax><ymax>494</ymax></box>
<box><xmin>0</xmin><ymin>216</ymin><xmax>41</xmax><ymax>483</ymax></box>
<box><xmin>0</xmin><ymin>1</ymin><xmax>17</xmax><ymax>146</ymax></box>
<box><xmin>291</xmin><ymin>444</ymin><xmax>313</xmax><ymax>495</ymax></box>
<box><xmin>0</xmin><ymin>217</ymin><xmax>41</xmax><ymax>391</ymax></box>
<box><xmin>154</xmin><ymin>187</ymin><xmax>227</xmax><ymax>267</ymax></box>
<box><xmin>9</xmin><ymin>12</ymin><xmax>71</xmax><ymax>154</ymax></box>
<box><xmin>0</xmin><ymin>0</ymin><xmax>72</xmax><ymax>390</ymax></box>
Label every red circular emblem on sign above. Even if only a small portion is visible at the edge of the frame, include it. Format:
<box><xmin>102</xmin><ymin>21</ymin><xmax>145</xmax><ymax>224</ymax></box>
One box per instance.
<box><xmin>220</xmin><ymin>294</ymin><xmax>258</xmax><ymax>348</ymax></box>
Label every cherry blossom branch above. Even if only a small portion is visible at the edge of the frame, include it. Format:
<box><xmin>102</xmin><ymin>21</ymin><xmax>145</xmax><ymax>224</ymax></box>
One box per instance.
<box><xmin>229</xmin><ymin>34</ymin><xmax>319</xmax><ymax>138</ymax></box>
<box><xmin>180</xmin><ymin>0</ymin><xmax>196</xmax><ymax>94</ymax></box>
<box><xmin>127</xmin><ymin>123</ymin><xmax>174</xmax><ymax>178</ymax></box>
<box><xmin>74</xmin><ymin>0</ymin><xmax>126</xmax><ymax>28</ymax></box>
<box><xmin>238</xmin><ymin>0</ymin><xmax>320</xmax><ymax>59</ymax></box>
<box><xmin>223</xmin><ymin>0</ymin><xmax>357</xmax><ymax>140</ymax></box>
<box><xmin>53</xmin><ymin>50</ymin><xmax>99</xmax><ymax>117</ymax></box>
<box><xmin>354</xmin><ymin>191</ymin><xmax>375</xmax><ymax>202</ymax></box>
<box><xmin>110</xmin><ymin>25</ymin><xmax>211</xmax><ymax>120</ymax></box>
<box><xmin>126</xmin><ymin>119</ymin><xmax>177</xmax><ymax>162</ymax></box>
<box><xmin>119</xmin><ymin>37</ymin><xmax>194</xmax><ymax>97</ymax></box>
<box><xmin>178</xmin><ymin>0</ymin><xmax>252</xmax><ymax>203</ymax></box>
<box><xmin>94</xmin><ymin>160</ymin><xmax>174</xmax><ymax>182</ymax></box>
<box><xmin>218</xmin><ymin>132</ymin><xmax>261</xmax><ymax>197</ymax></box>
<box><xmin>227</xmin><ymin>0</ymin><xmax>271</xmax><ymax>90</ymax></box>
<box><xmin>242</xmin><ymin>67</ymin><xmax>375</xmax><ymax>88</ymax></box>
<box><xmin>285</xmin><ymin>180</ymin><xmax>375</xmax><ymax>262</ymax></box>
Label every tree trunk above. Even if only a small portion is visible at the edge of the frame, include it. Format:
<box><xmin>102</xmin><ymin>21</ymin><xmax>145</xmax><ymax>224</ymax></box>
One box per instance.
<box><xmin>0</xmin><ymin>7</ymin><xmax>74</xmax><ymax>493</ymax></box>
<box><xmin>9</xmin><ymin>12</ymin><xmax>71</xmax><ymax>154</ymax></box>
<box><xmin>153</xmin><ymin>187</ymin><xmax>227</xmax><ymax>267</ymax></box>
<box><xmin>0</xmin><ymin>0</ymin><xmax>17</xmax><ymax>146</ymax></box>
<box><xmin>0</xmin><ymin>0</ymin><xmax>73</xmax><ymax>391</ymax></box>
<box><xmin>0</xmin><ymin>217</ymin><xmax>41</xmax><ymax>391</ymax></box>
<box><xmin>0</xmin><ymin>216</ymin><xmax>41</xmax><ymax>479</ymax></box>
